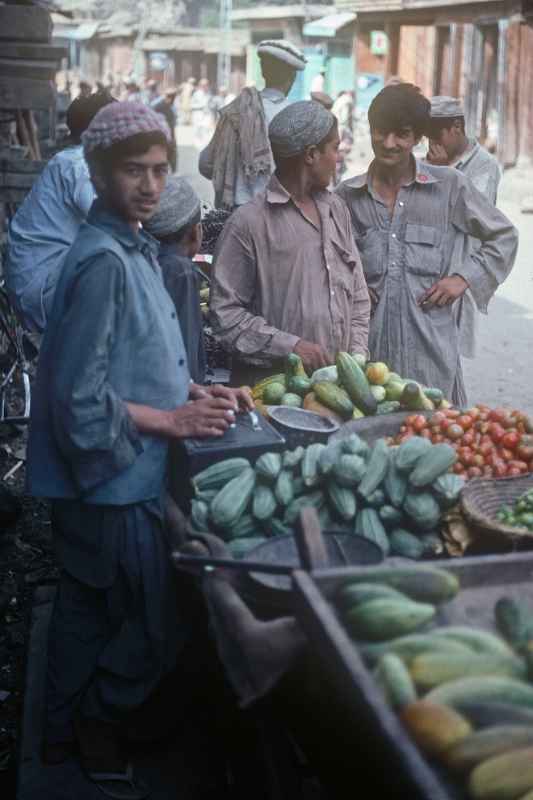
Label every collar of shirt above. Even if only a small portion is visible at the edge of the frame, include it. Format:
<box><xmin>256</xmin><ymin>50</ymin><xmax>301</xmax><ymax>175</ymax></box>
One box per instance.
<box><xmin>453</xmin><ymin>138</ymin><xmax>479</xmax><ymax>170</ymax></box>
<box><xmin>87</xmin><ymin>198</ymin><xmax>160</xmax><ymax>257</ymax></box>
<box><xmin>342</xmin><ymin>156</ymin><xmax>442</xmax><ymax>194</ymax></box>
<box><xmin>265</xmin><ymin>173</ymin><xmax>332</xmax><ymax>211</ymax></box>
<box><xmin>261</xmin><ymin>88</ymin><xmax>287</xmax><ymax>104</ymax></box>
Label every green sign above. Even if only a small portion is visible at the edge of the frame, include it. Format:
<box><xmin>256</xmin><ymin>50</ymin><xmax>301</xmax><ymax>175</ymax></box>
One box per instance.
<box><xmin>370</xmin><ymin>31</ymin><xmax>388</xmax><ymax>56</ymax></box>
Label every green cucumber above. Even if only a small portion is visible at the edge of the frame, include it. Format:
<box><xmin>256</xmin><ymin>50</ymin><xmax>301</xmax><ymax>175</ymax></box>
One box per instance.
<box><xmin>358</xmin><ymin>439</ymin><xmax>390</xmax><ymax>500</ymax></box>
<box><xmin>389</xmin><ymin>528</ymin><xmax>425</xmax><ymax>560</ymax></box>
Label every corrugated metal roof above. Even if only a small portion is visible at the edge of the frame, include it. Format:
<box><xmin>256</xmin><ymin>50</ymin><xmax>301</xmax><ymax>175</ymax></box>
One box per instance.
<box><xmin>231</xmin><ymin>4</ymin><xmax>330</xmax><ymax>22</ymax></box>
<box><xmin>303</xmin><ymin>12</ymin><xmax>356</xmax><ymax>37</ymax></box>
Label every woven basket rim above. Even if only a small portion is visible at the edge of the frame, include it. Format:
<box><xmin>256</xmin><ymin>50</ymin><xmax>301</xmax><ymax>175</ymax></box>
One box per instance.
<box><xmin>461</xmin><ymin>473</ymin><xmax>533</xmax><ymax>540</ymax></box>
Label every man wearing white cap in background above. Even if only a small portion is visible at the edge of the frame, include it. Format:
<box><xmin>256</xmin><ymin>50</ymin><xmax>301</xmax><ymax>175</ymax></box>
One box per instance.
<box><xmin>199</xmin><ymin>39</ymin><xmax>306</xmax><ymax>208</ymax></box>
<box><xmin>427</xmin><ymin>95</ymin><xmax>502</xmax><ymax>360</ymax></box>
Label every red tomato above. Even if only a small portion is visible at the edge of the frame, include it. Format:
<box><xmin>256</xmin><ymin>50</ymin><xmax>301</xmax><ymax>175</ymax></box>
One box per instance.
<box><xmin>457</xmin><ymin>415</ymin><xmax>473</xmax><ymax>431</ymax></box>
<box><xmin>508</xmin><ymin>460</ymin><xmax>529</xmax><ymax>474</ymax></box>
<box><xmin>462</xmin><ymin>431</ymin><xmax>476</xmax><ymax>447</ymax></box>
<box><xmin>468</xmin><ymin>466</ymin><xmax>483</xmax><ymax>479</ymax></box>
<box><xmin>472</xmin><ymin>454</ymin><xmax>485</xmax><ymax>468</ymax></box>
<box><xmin>447</xmin><ymin>423</ymin><xmax>464</xmax><ymax>441</ymax></box>
<box><xmin>413</xmin><ymin>415</ymin><xmax>428</xmax><ymax>433</ymax></box>
<box><xmin>453</xmin><ymin>462</ymin><xmax>465</xmax><ymax>475</ymax></box>
<box><xmin>444</xmin><ymin>408</ymin><xmax>461</xmax><ymax>419</ymax></box>
<box><xmin>420</xmin><ymin>428</ymin><xmax>432</xmax><ymax>439</ymax></box>
<box><xmin>457</xmin><ymin>447</ymin><xmax>474</xmax><ymax>466</ymax></box>
<box><xmin>466</xmin><ymin>407</ymin><xmax>482</xmax><ymax>420</ymax></box>
<box><xmin>493</xmin><ymin>461</ymin><xmax>508</xmax><ymax>478</ymax></box>
<box><xmin>430</xmin><ymin>412</ymin><xmax>446</xmax><ymax>429</ymax></box>
<box><xmin>476</xmin><ymin>403</ymin><xmax>491</xmax><ymax>414</ymax></box>
<box><xmin>440</xmin><ymin>418</ymin><xmax>452</xmax><ymax>433</ymax></box>
<box><xmin>501</xmin><ymin>431</ymin><xmax>520</xmax><ymax>451</ymax></box>
<box><xmin>405</xmin><ymin>415</ymin><xmax>418</xmax><ymax>428</ymax></box>
<box><xmin>500</xmin><ymin>448</ymin><xmax>514</xmax><ymax>463</ymax></box>
<box><xmin>488</xmin><ymin>408</ymin><xmax>509</xmax><ymax>424</ymax></box>
<box><xmin>475</xmin><ymin>421</ymin><xmax>490</xmax><ymax>435</ymax></box>
<box><xmin>507</xmin><ymin>467</ymin><xmax>522</xmax><ymax>477</ymax></box>
<box><xmin>488</xmin><ymin>423</ymin><xmax>505</xmax><ymax>444</ymax></box>
<box><xmin>483</xmin><ymin>465</ymin><xmax>494</xmax><ymax>477</ymax></box>
<box><xmin>479</xmin><ymin>441</ymin><xmax>494</xmax><ymax>458</ymax></box>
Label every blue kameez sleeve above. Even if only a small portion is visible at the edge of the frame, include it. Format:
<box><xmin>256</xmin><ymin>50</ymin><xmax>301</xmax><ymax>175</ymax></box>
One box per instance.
<box><xmin>49</xmin><ymin>252</ymin><xmax>144</xmax><ymax>495</ymax></box>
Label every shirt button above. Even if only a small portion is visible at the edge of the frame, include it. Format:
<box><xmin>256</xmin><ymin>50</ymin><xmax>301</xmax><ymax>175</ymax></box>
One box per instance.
<box><xmin>330</xmin><ymin>290</ymin><xmax>335</xmax><ymax>297</ymax></box>
<box><xmin>392</xmin><ymin>233</ymin><xmax>397</xmax><ymax>239</ymax></box>
<box><xmin>399</xmin><ymin>201</ymin><xmax>405</xmax><ymax>207</ymax></box>
<box><xmin>179</xmin><ymin>358</ymin><xmax>185</xmax><ymax>366</ymax></box>
<box><xmin>326</xmin><ymin>263</ymin><xmax>330</xmax><ymax>271</ymax></box>
<box><xmin>171</xmin><ymin>312</ymin><xmax>176</xmax><ymax>318</ymax></box>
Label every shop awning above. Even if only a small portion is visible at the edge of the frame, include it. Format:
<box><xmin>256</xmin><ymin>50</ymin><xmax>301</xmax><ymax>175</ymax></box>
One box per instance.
<box><xmin>303</xmin><ymin>12</ymin><xmax>356</xmax><ymax>38</ymax></box>
<box><xmin>53</xmin><ymin>21</ymin><xmax>99</xmax><ymax>40</ymax></box>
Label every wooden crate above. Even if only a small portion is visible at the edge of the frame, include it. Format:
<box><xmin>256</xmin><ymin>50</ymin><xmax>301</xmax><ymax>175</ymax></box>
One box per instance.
<box><xmin>292</xmin><ymin>552</ymin><xmax>533</xmax><ymax>800</ymax></box>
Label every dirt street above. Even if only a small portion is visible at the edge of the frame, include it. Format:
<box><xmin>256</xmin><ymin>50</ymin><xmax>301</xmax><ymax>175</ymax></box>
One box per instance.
<box><xmin>179</xmin><ymin>124</ymin><xmax>532</xmax><ymax>416</ymax></box>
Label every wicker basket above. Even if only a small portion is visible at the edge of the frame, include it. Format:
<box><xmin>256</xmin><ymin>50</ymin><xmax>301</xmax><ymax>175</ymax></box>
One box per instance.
<box><xmin>461</xmin><ymin>473</ymin><xmax>533</xmax><ymax>543</ymax></box>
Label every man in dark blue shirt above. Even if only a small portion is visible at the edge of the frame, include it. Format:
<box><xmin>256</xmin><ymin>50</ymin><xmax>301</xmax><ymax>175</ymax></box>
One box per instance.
<box><xmin>27</xmin><ymin>101</ymin><xmax>251</xmax><ymax>798</ymax></box>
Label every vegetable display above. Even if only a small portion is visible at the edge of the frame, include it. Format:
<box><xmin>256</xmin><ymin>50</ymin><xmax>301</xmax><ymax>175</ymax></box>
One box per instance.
<box><xmin>252</xmin><ymin>353</ymin><xmax>451</xmax><ymax>420</ymax></box>
<box><xmin>335</xmin><ymin>573</ymin><xmax>533</xmax><ymax>800</ymax></box>
<box><xmin>189</xmin><ymin>435</ymin><xmax>461</xmax><ymax>558</ymax></box>
<box><xmin>497</xmin><ymin>489</ymin><xmax>533</xmax><ymax>532</ymax></box>
<box><xmin>393</xmin><ymin>405</ymin><xmax>533</xmax><ymax>480</ymax></box>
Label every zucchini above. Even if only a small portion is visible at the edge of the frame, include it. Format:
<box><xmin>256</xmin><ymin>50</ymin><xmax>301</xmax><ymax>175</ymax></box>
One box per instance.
<box><xmin>341</xmin><ymin>433</ymin><xmax>369</xmax><ymax>457</ymax></box>
<box><xmin>263</xmin><ymin>382</ymin><xmax>286</xmax><ymax>405</ymax></box>
<box><xmin>334</xmin><ymin>453</ymin><xmax>366</xmax><ymax>488</ymax></box>
<box><xmin>274</xmin><ymin>470</ymin><xmax>294</xmax><ymax>507</ymax></box>
<box><xmin>333</xmin><ymin>564</ymin><xmax>459</xmax><ymax>605</ymax></box>
<box><xmin>410</xmin><ymin>652</ymin><xmax>526</xmax><ymax>692</ymax></box>
<box><xmin>355</xmin><ymin>508</ymin><xmax>390</xmax><ymax>556</ymax></box>
<box><xmin>385</xmin><ymin>382</ymin><xmax>406</xmax><ymax>402</ymax></box>
<box><xmin>359</xmin><ymin>633</ymin><xmax>473</xmax><ymax>668</ymax></box>
<box><xmin>384</xmin><ymin>449</ymin><xmax>408</xmax><ymax>508</ymax></box>
<box><xmin>403</xmin><ymin>491</ymin><xmax>441</xmax><ymax>531</ymax></box>
<box><xmin>495</xmin><ymin>597</ymin><xmax>533</xmax><ymax>653</ymax></box>
<box><xmin>190</xmin><ymin>499</ymin><xmax>210</xmax><ymax>532</ymax></box>
<box><xmin>364</xmin><ymin>488</ymin><xmax>386</xmax><ymax>508</ymax></box>
<box><xmin>314</xmin><ymin>381</ymin><xmax>354</xmax><ymax>420</ymax></box>
<box><xmin>379</xmin><ymin>505</ymin><xmax>404</xmax><ymax>528</ymax></box>
<box><xmin>266</xmin><ymin>518</ymin><xmax>292</xmax><ymax>538</ymax></box>
<box><xmin>327</xmin><ymin>481</ymin><xmax>357</xmax><ymax>522</ymax></box>
<box><xmin>336</xmin><ymin>351</ymin><xmax>377</xmax><ymax>416</ymax></box>
<box><xmin>252</xmin><ymin>373</ymin><xmax>286</xmax><ymax>401</ymax></box>
<box><xmin>400</xmin><ymin>701</ymin><xmax>472</xmax><ymax>758</ymax></box>
<box><xmin>431</xmin><ymin>627</ymin><xmax>515</xmax><ymax>658</ymax></box>
<box><xmin>252</xmin><ymin>485</ymin><xmax>277</xmax><ymax>522</ymax></box>
<box><xmin>336</xmin><ymin>581</ymin><xmax>407</xmax><ymax>611</ymax></box>
<box><xmin>424</xmin><ymin>387</ymin><xmax>444</xmax><ymax>406</ymax></box>
<box><xmin>389</xmin><ymin>528</ymin><xmax>425</xmax><ymax>560</ymax></box>
<box><xmin>302</xmin><ymin>443</ymin><xmax>326</xmax><ymax>488</ymax></box>
<box><xmin>282</xmin><ymin>446</ymin><xmax>305</xmax><ymax>470</ymax></box>
<box><xmin>283</xmin><ymin>491</ymin><xmax>325</xmax><ymax>525</ymax></box>
<box><xmin>409</xmin><ymin>443</ymin><xmax>457</xmax><ymax>488</ymax></box>
<box><xmin>432</xmin><ymin>473</ymin><xmax>465</xmax><ymax>508</ymax></box>
<box><xmin>285</xmin><ymin>352</ymin><xmax>307</xmax><ymax>381</ymax></box>
<box><xmin>228</xmin><ymin>536</ymin><xmax>267</xmax><ymax>559</ymax></box>
<box><xmin>287</xmin><ymin>376</ymin><xmax>312</xmax><ymax>397</ymax></box>
<box><xmin>281</xmin><ymin>392</ymin><xmax>302</xmax><ymax>408</ymax></box>
<box><xmin>310</xmin><ymin>365</ymin><xmax>338</xmax><ymax>384</ymax></box>
<box><xmin>427</xmin><ymin>676</ymin><xmax>533</xmax><ymax>709</ymax></box>
<box><xmin>376</xmin><ymin>401</ymin><xmax>402</xmax><ymax>415</ymax></box>
<box><xmin>229</xmin><ymin>514</ymin><xmax>258</xmax><ymax>540</ymax></box>
<box><xmin>255</xmin><ymin>452</ymin><xmax>282</xmax><ymax>484</ymax></box>
<box><xmin>374</xmin><ymin>652</ymin><xmax>417</xmax><ymax>710</ymax></box>
<box><xmin>192</xmin><ymin>457</ymin><xmax>250</xmax><ymax>494</ymax></box>
<box><xmin>396</xmin><ymin>436</ymin><xmax>432</xmax><ymax>472</ymax></box>
<box><xmin>469</xmin><ymin>746</ymin><xmax>533</xmax><ymax>800</ymax></box>
<box><xmin>210</xmin><ymin>467</ymin><xmax>256</xmax><ymax>528</ymax></box>
<box><xmin>358</xmin><ymin>439</ymin><xmax>390</xmax><ymax>500</ymax></box>
<box><xmin>445</xmin><ymin>725</ymin><xmax>533</xmax><ymax>774</ymax></box>
<box><xmin>196</xmin><ymin>489</ymin><xmax>218</xmax><ymax>504</ymax></box>
<box><xmin>370</xmin><ymin>385</ymin><xmax>386</xmax><ymax>403</ymax></box>
<box><xmin>318</xmin><ymin>440</ymin><xmax>343</xmax><ymax>476</ymax></box>
<box><xmin>401</xmin><ymin>382</ymin><xmax>434</xmax><ymax>412</ymax></box>
<box><xmin>343</xmin><ymin>596</ymin><xmax>435</xmax><ymax>642</ymax></box>
<box><xmin>456</xmin><ymin>702</ymin><xmax>533</xmax><ymax>730</ymax></box>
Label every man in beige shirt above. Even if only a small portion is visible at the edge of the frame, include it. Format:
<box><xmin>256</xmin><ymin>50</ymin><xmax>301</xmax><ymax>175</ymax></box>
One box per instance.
<box><xmin>210</xmin><ymin>100</ymin><xmax>371</xmax><ymax>384</ymax></box>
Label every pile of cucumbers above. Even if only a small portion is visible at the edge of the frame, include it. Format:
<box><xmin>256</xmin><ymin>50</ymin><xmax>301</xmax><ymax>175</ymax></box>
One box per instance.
<box><xmin>336</xmin><ymin>567</ymin><xmax>533</xmax><ymax>800</ymax></box>
<box><xmin>189</xmin><ymin>432</ymin><xmax>463</xmax><ymax>560</ymax></box>
<box><xmin>497</xmin><ymin>488</ymin><xmax>533</xmax><ymax>532</ymax></box>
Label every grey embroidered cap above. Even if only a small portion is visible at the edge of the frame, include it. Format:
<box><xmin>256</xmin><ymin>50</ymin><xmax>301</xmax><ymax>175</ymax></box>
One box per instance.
<box><xmin>144</xmin><ymin>176</ymin><xmax>201</xmax><ymax>239</ymax></box>
<box><xmin>430</xmin><ymin>96</ymin><xmax>464</xmax><ymax>118</ymax></box>
<box><xmin>269</xmin><ymin>100</ymin><xmax>335</xmax><ymax>158</ymax></box>
<box><xmin>257</xmin><ymin>40</ymin><xmax>306</xmax><ymax>71</ymax></box>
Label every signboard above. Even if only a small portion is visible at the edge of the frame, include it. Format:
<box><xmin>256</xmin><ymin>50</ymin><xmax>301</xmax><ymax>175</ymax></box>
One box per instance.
<box><xmin>370</xmin><ymin>31</ymin><xmax>388</xmax><ymax>56</ymax></box>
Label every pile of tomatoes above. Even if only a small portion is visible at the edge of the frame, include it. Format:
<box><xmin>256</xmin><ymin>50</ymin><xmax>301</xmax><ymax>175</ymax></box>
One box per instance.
<box><xmin>395</xmin><ymin>405</ymin><xmax>533</xmax><ymax>479</ymax></box>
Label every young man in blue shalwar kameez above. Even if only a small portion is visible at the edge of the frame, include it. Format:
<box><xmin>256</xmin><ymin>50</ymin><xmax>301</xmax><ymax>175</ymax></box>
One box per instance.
<box><xmin>26</xmin><ymin>101</ymin><xmax>252</xmax><ymax>799</ymax></box>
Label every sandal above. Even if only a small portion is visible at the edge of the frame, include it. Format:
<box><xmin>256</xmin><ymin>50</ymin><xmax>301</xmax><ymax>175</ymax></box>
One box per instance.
<box><xmin>86</xmin><ymin>761</ymin><xmax>150</xmax><ymax>800</ymax></box>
